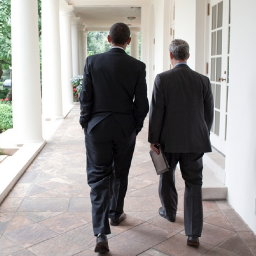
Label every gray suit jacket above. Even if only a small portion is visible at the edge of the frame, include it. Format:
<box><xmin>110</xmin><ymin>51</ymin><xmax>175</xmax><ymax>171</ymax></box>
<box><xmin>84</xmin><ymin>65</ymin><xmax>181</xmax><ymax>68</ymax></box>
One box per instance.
<box><xmin>148</xmin><ymin>64</ymin><xmax>214</xmax><ymax>153</ymax></box>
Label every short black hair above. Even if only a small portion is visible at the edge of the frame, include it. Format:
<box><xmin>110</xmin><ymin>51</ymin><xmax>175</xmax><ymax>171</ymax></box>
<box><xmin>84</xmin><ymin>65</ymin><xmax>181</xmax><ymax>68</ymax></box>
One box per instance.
<box><xmin>109</xmin><ymin>23</ymin><xmax>130</xmax><ymax>45</ymax></box>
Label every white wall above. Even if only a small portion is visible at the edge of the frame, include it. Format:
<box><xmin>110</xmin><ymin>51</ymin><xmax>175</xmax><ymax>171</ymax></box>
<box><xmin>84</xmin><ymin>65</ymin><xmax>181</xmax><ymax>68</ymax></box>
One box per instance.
<box><xmin>175</xmin><ymin>0</ymin><xmax>196</xmax><ymax>70</ymax></box>
<box><xmin>225</xmin><ymin>0</ymin><xmax>256</xmax><ymax>234</ymax></box>
<box><xmin>175</xmin><ymin>0</ymin><xmax>206</xmax><ymax>74</ymax></box>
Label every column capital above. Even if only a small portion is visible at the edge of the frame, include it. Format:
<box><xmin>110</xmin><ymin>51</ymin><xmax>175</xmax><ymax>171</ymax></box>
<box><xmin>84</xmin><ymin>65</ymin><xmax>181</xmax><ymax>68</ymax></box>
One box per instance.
<box><xmin>130</xmin><ymin>27</ymin><xmax>141</xmax><ymax>35</ymax></box>
<box><xmin>71</xmin><ymin>17</ymin><xmax>82</xmax><ymax>25</ymax></box>
<box><xmin>59</xmin><ymin>0</ymin><xmax>73</xmax><ymax>15</ymax></box>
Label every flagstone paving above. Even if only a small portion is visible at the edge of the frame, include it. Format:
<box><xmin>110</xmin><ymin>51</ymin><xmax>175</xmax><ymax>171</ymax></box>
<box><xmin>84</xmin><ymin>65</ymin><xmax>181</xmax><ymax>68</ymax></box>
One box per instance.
<box><xmin>0</xmin><ymin>105</ymin><xmax>255</xmax><ymax>256</ymax></box>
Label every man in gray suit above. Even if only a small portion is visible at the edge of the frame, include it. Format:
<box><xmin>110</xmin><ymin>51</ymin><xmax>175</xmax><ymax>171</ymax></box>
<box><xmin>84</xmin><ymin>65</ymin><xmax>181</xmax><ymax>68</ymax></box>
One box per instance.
<box><xmin>148</xmin><ymin>39</ymin><xmax>214</xmax><ymax>246</ymax></box>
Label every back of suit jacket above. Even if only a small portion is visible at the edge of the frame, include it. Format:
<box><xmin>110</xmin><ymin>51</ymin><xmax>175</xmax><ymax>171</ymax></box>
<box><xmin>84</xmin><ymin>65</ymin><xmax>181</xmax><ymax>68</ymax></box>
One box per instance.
<box><xmin>79</xmin><ymin>48</ymin><xmax>149</xmax><ymax>136</ymax></box>
<box><xmin>148</xmin><ymin>64</ymin><xmax>214</xmax><ymax>153</ymax></box>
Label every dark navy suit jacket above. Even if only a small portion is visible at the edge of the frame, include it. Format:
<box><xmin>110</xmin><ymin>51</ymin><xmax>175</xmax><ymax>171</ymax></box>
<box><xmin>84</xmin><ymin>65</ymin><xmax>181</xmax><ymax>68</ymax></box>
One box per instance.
<box><xmin>148</xmin><ymin>64</ymin><xmax>214</xmax><ymax>153</ymax></box>
<box><xmin>79</xmin><ymin>48</ymin><xmax>149</xmax><ymax>136</ymax></box>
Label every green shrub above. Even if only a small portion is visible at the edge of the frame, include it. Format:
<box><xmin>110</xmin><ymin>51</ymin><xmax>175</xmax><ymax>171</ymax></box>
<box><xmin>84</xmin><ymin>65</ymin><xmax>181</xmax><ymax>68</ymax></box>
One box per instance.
<box><xmin>0</xmin><ymin>103</ymin><xmax>13</xmax><ymax>133</ymax></box>
<box><xmin>0</xmin><ymin>89</ymin><xmax>9</xmax><ymax>99</ymax></box>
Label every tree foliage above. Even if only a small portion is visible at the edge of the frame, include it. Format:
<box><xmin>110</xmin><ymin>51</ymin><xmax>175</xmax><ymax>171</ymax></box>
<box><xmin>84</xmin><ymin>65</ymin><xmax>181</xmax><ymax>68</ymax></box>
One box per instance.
<box><xmin>0</xmin><ymin>0</ymin><xmax>11</xmax><ymax>70</ymax></box>
<box><xmin>87</xmin><ymin>31</ymin><xmax>131</xmax><ymax>56</ymax></box>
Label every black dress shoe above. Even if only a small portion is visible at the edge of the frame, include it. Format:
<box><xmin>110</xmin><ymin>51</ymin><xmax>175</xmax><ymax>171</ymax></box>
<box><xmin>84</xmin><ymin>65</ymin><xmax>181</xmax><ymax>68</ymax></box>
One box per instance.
<box><xmin>187</xmin><ymin>236</ymin><xmax>199</xmax><ymax>246</ymax></box>
<box><xmin>110</xmin><ymin>212</ymin><xmax>126</xmax><ymax>226</ymax></box>
<box><xmin>158</xmin><ymin>207</ymin><xmax>176</xmax><ymax>222</ymax></box>
<box><xmin>95</xmin><ymin>233</ymin><xmax>109</xmax><ymax>253</ymax></box>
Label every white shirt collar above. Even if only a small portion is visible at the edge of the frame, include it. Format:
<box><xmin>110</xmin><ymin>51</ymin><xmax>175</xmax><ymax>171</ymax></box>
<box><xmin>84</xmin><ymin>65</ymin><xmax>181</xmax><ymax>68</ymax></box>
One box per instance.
<box><xmin>111</xmin><ymin>46</ymin><xmax>125</xmax><ymax>51</ymax></box>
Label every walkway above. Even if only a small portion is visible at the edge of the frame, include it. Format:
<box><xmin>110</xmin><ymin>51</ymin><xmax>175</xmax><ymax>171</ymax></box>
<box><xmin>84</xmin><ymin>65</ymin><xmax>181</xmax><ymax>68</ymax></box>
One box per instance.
<box><xmin>0</xmin><ymin>105</ymin><xmax>255</xmax><ymax>256</ymax></box>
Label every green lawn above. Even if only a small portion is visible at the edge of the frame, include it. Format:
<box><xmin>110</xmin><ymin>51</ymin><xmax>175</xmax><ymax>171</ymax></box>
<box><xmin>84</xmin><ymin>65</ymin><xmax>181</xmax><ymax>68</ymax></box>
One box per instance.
<box><xmin>0</xmin><ymin>85</ymin><xmax>3</xmax><ymax>90</ymax></box>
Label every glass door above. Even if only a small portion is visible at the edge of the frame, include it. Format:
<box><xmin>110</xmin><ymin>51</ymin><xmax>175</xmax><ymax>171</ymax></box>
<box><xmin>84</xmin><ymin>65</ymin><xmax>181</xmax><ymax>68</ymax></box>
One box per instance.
<box><xmin>209</xmin><ymin>0</ymin><xmax>230</xmax><ymax>155</ymax></box>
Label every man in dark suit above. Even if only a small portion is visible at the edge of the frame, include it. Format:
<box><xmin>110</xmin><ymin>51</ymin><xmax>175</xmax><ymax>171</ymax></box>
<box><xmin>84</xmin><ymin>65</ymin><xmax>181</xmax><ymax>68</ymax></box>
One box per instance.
<box><xmin>79</xmin><ymin>23</ymin><xmax>149</xmax><ymax>253</ymax></box>
<box><xmin>148</xmin><ymin>39</ymin><xmax>214</xmax><ymax>246</ymax></box>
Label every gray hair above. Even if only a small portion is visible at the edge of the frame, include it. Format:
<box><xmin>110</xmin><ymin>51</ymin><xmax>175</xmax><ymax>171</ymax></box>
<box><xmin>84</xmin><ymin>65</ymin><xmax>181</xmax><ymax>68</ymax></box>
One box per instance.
<box><xmin>169</xmin><ymin>39</ymin><xmax>190</xmax><ymax>60</ymax></box>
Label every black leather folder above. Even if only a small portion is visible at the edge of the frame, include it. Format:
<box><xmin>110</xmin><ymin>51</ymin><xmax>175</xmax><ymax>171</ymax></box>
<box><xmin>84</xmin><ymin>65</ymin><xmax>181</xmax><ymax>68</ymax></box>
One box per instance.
<box><xmin>149</xmin><ymin>145</ymin><xmax>170</xmax><ymax>175</ymax></box>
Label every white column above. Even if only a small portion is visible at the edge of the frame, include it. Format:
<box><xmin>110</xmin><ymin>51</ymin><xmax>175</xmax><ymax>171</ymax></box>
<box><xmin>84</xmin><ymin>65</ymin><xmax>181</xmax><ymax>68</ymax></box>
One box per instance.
<box><xmin>141</xmin><ymin>2</ymin><xmax>150</xmax><ymax>98</ymax></box>
<box><xmin>59</xmin><ymin>9</ymin><xmax>74</xmax><ymax>117</ymax></box>
<box><xmin>11</xmin><ymin>0</ymin><xmax>43</xmax><ymax>144</ymax></box>
<box><xmin>71</xmin><ymin>19</ymin><xmax>80</xmax><ymax>77</ymax></box>
<box><xmin>83</xmin><ymin>31</ymin><xmax>88</xmax><ymax>66</ymax></box>
<box><xmin>42</xmin><ymin>0</ymin><xmax>63</xmax><ymax>119</ymax></box>
<box><xmin>130</xmin><ymin>28</ymin><xmax>140</xmax><ymax>59</ymax></box>
<box><xmin>78</xmin><ymin>26</ymin><xmax>85</xmax><ymax>75</ymax></box>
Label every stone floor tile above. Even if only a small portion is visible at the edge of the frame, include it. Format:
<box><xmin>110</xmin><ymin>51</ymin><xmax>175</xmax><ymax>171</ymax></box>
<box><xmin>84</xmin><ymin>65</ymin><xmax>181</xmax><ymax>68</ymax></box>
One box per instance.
<box><xmin>5</xmin><ymin>223</ymin><xmax>57</xmax><ymax>248</ymax></box>
<box><xmin>126</xmin><ymin>211</ymin><xmax>158</xmax><ymax>221</ymax></box>
<box><xmin>39</xmin><ymin>177</ymin><xmax>74</xmax><ymax>190</ymax></box>
<box><xmin>107</xmin><ymin>234</ymin><xmax>150</xmax><ymax>256</ymax></box>
<box><xmin>0</xmin><ymin>213</ymin><xmax>14</xmax><ymax>235</ymax></box>
<box><xmin>239</xmin><ymin>231</ymin><xmax>256</xmax><ymax>255</ymax></box>
<box><xmin>132</xmin><ymin>161</ymin><xmax>155</xmax><ymax>172</ymax></box>
<box><xmin>128</xmin><ymin>183</ymin><xmax>158</xmax><ymax>198</ymax></box>
<box><xmin>67</xmin><ymin>197</ymin><xmax>92</xmax><ymax>212</ymax></box>
<box><xmin>203</xmin><ymin>201</ymin><xmax>219</xmax><ymax>212</ymax></box>
<box><xmin>218</xmin><ymin>234</ymin><xmax>254</xmax><ymax>256</ymax></box>
<box><xmin>28</xmin><ymin>189</ymin><xmax>68</xmax><ymax>198</ymax></box>
<box><xmin>26</xmin><ymin>184</ymin><xmax>49</xmax><ymax>197</ymax></box>
<box><xmin>9</xmin><ymin>249</ymin><xmax>37</xmax><ymax>256</ymax></box>
<box><xmin>54</xmin><ymin>183</ymin><xmax>91</xmax><ymax>197</ymax></box>
<box><xmin>200</xmin><ymin>223</ymin><xmax>235</xmax><ymax>246</ymax></box>
<box><xmin>203</xmin><ymin>210</ymin><xmax>219</xmax><ymax>219</ymax></box>
<box><xmin>148</xmin><ymin>215</ymin><xmax>185</xmax><ymax>234</ymax></box>
<box><xmin>137</xmin><ymin>171</ymin><xmax>160</xmax><ymax>182</ymax></box>
<box><xmin>0</xmin><ymin>198</ymin><xmax>23</xmax><ymax>213</ymax></box>
<box><xmin>203</xmin><ymin>247</ymin><xmax>237</xmax><ymax>255</ymax></box>
<box><xmin>124</xmin><ymin>197</ymin><xmax>161</xmax><ymax>212</ymax></box>
<box><xmin>4</xmin><ymin>213</ymin><xmax>34</xmax><ymax>234</ymax></box>
<box><xmin>73</xmin><ymin>250</ymin><xmax>96</xmax><ymax>256</ymax></box>
<box><xmin>221</xmin><ymin>209</ymin><xmax>252</xmax><ymax>232</ymax></box>
<box><xmin>40</xmin><ymin>212</ymin><xmax>89</xmax><ymax>234</ymax></box>
<box><xmin>18</xmin><ymin>198</ymin><xmax>70</xmax><ymax>212</ymax></box>
<box><xmin>215</xmin><ymin>200</ymin><xmax>233</xmax><ymax>210</ymax></box>
<box><xmin>18</xmin><ymin>170</ymin><xmax>41</xmax><ymax>184</ymax></box>
<box><xmin>110</xmin><ymin>214</ymin><xmax>143</xmax><ymax>235</ymax></box>
<box><xmin>8</xmin><ymin>184</ymin><xmax>32</xmax><ymax>198</ymax></box>
<box><xmin>121</xmin><ymin>222</ymin><xmax>173</xmax><ymax>247</ymax></box>
<box><xmin>19</xmin><ymin>212</ymin><xmax>63</xmax><ymax>223</ymax></box>
<box><xmin>128</xmin><ymin>177</ymin><xmax>157</xmax><ymax>192</ymax></box>
<box><xmin>204</xmin><ymin>211</ymin><xmax>235</xmax><ymax>231</ymax></box>
<box><xmin>137</xmin><ymin>248</ymin><xmax>169</xmax><ymax>256</ymax></box>
<box><xmin>63</xmin><ymin>223</ymin><xmax>95</xmax><ymax>248</ymax></box>
<box><xmin>0</xmin><ymin>236</ymin><xmax>23</xmax><ymax>256</ymax></box>
<box><xmin>28</xmin><ymin>234</ymin><xmax>85</xmax><ymax>256</ymax></box>
<box><xmin>129</xmin><ymin>166</ymin><xmax>151</xmax><ymax>177</ymax></box>
<box><xmin>154</xmin><ymin>234</ymin><xmax>213</xmax><ymax>256</ymax></box>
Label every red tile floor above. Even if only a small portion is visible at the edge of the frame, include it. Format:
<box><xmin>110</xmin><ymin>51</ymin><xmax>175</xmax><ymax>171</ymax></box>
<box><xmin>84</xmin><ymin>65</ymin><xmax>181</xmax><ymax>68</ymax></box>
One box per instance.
<box><xmin>0</xmin><ymin>105</ymin><xmax>255</xmax><ymax>256</ymax></box>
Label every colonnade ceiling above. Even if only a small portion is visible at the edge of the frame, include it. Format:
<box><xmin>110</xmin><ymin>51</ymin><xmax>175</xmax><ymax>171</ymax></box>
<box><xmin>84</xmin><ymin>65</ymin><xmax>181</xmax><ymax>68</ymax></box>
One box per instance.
<box><xmin>65</xmin><ymin>0</ymin><xmax>145</xmax><ymax>30</ymax></box>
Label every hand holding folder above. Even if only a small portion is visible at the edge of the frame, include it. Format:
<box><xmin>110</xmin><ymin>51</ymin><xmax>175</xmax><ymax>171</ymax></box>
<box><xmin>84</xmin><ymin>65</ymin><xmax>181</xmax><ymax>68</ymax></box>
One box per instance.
<box><xmin>149</xmin><ymin>144</ymin><xmax>170</xmax><ymax>175</ymax></box>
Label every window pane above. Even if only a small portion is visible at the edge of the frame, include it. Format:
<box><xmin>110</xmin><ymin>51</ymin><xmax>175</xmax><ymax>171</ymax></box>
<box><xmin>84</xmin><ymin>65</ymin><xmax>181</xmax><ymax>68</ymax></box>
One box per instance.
<box><xmin>214</xmin><ymin>110</ymin><xmax>220</xmax><ymax>136</ymax></box>
<box><xmin>211</xmin><ymin>83</ymin><xmax>216</xmax><ymax>100</ymax></box>
<box><xmin>211</xmin><ymin>58</ymin><xmax>216</xmax><ymax>81</ymax></box>
<box><xmin>217</xmin><ymin>29</ymin><xmax>222</xmax><ymax>55</ymax></box>
<box><xmin>228</xmin><ymin>27</ymin><xmax>231</xmax><ymax>54</ymax></box>
<box><xmin>215</xmin><ymin>84</ymin><xmax>221</xmax><ymax>109</ymax></box>
<box><xmin>229</xmin><ymin>0</ymin><xmax>231</xmax><ymax>24</ymax></box>
<box><xmin>226</xmin><ymin>86</ymin><xmax>229</xmax><ymax>112</ymax></box>
<box><xmin>217</xmin><ymin>2</ymin><xmax>223</xmax><ymax>28</ymax></box>
<box><xmin>212</xmin><ymin>5</ymin><xmax>217</xmax><ymax>30</ymax></box>
<box><xmin>173</xmin><ymin>2</ymin><xmax>175</xmax><ymax>20</ymax></box>
<box><xmin>225</xmin><ymin>115</ymin><xmax>228</xmax><ymax>140</ymax></box>
<box><xmin>211</xmin><ymin>31</ymin><xmax>216</xmax><ymax>55</ymax></box>
<box><xmin>227</xmin><ymin>56</ymin><xmax>230</xmax><ymax>83</ymax></box>
<box><xmin>216</xmin><ymin>57</ymin><xmax>222</xmax><ymax>82</ymax></box>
